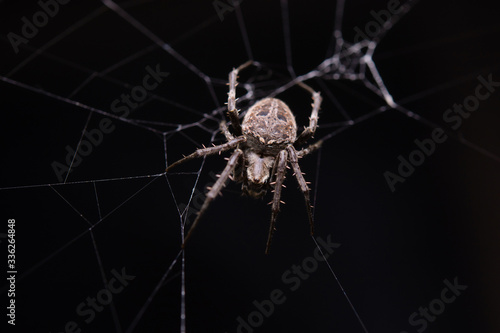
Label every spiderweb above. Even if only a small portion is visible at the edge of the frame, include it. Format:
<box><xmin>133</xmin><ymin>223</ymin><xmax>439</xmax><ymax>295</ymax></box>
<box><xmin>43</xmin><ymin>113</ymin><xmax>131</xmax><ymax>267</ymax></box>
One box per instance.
<box><xmin>1</xmin><ymin>0</ymin><xmax>500</xmax><ymax>332</ymax></box>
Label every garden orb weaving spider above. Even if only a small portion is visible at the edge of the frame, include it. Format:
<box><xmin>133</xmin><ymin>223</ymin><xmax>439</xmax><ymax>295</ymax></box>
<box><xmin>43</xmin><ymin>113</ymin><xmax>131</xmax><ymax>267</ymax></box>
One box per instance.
<box><xmin>166</xmin><ymin>61</ymin><xmax>323</xmax><ymax>254</ymax></box>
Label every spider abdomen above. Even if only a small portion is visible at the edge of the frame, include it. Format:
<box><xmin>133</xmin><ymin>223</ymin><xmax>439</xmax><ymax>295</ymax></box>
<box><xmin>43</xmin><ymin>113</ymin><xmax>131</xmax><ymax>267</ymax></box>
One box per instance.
<box><xmin>242</xmin><ymin>98</ymin><xmax>297</xmax><ymax>152</ymax></box>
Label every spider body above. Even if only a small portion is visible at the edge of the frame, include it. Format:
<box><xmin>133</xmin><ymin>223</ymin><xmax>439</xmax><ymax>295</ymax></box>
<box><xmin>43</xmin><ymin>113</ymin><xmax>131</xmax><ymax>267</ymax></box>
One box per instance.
<box><xmin>240</xmin><ymin>97</ymin><xmax>297</xmax><ymax>198</ymax></box>
<box><xmin>166</xmin><ymin>61</ymin><xmax>323</xmax><ymax>253</ymax></box>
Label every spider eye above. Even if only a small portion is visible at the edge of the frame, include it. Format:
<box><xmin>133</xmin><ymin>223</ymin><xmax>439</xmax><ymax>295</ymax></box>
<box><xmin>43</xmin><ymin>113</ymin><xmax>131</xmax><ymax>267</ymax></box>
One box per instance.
<box><xmin>277</xmin><ymin>111</ymin><xmax>287</xmax><ymax>122</ymax></box>
<box><xmin>257</xmin><ymin>110</ymin><xmax>269</xmax><ymax>116</ymax></box>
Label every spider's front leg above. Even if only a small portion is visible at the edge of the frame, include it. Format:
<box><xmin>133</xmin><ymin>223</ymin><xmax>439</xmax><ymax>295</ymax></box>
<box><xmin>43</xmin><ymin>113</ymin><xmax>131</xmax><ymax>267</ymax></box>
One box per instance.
<box><xmin>220</xmin><ymin>120</ymin><xmax>234</xmax><ymax>141</ymax></box>
<box><xmin>266</xmin><ymin>149</ymin><xmax>288</xmax><ymax>254</ymax></box>
<box><xmin>165</xmin><ymin>136</ymin><xmax>245</xmax><ymax>172</ymax></box>
<box><xmin>297</xmin><ymin>140</ymin><xmax>323</xmax><ymax>158</ymax></box>
<box><xmin>182</xmin><ymin>149</ymin><xmax>243</xmax><ymax>247</ymax></box>
<box><xmin>227</xmin><ymin>60</ymin><xmax>255</xmax><ymax>136</ymax></box>
<box><xmin>287</xmin><ymin>146</ymin><xmax>314</xmax><ymax>236</ymax></box>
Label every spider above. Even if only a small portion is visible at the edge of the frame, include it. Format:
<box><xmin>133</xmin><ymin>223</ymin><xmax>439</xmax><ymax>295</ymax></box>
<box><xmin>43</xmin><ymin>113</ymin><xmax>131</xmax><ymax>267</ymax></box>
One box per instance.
<box><xmin>166</xmin><ymin>60</ymin><xmax>323</xmax><ymax>254</ymax></box>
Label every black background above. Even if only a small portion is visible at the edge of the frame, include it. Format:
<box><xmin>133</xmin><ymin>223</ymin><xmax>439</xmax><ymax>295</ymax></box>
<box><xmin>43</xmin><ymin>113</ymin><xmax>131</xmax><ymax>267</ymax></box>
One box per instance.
<box><xmin>1</xmin><ymin>0</ymin><xmax>500</xmax><ymax>333</ymax></box>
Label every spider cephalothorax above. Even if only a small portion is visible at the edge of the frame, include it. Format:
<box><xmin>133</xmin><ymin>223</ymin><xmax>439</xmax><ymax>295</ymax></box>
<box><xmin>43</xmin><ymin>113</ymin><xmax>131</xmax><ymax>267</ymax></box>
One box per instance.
<box><xmin>166</xmin><ymin>61</ymin><xmax>323</xmax><ymax>253</ymax></box>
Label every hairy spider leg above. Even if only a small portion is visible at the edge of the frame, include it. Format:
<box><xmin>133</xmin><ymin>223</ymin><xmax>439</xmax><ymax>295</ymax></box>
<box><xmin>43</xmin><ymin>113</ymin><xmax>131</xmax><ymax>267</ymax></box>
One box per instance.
<box><xmin>266</xmin><ymin>145</ymin><xmax>318</xmax><ymax>254</ymax></box>
<box><xmin>227</xmin><ymin>60</ymin><xmax>257</xmax><ymax>136</ymax></box>
<box><xmin>294</xmin><ymin>82</ymin><xmax>322</xmax><ymax>147</ymax></box>
<box><xmin>266</xmin><ymin>149</ymin><xmax>288</xmax><ymax>254</ymax></box>
<box><xmin>220</xmin><ymin>120</ymin><xmax>234</xmax><ymax>141</ymax></box>
<box><xmin>287</xmin><ymin>145</ymin><xmax>314</xmax><ymax>236</ymax></box>
<box><xmin>165</xmin><ymin>136</ymin><xmax>245</xmax><ymax>173</ymax></box>
<box><xmin>297</xmin><ymin>140</ymin><xmax>323</xmax><ymax>158</ymax></box>
<box><xmin>182</xmin><ymin>149</ymin><xmax>244</xmax><ymax>247</ymax></box>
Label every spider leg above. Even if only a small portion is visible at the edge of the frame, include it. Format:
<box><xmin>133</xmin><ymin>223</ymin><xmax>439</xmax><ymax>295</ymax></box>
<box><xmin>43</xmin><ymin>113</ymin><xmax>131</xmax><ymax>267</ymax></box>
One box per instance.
<box><xmin>166</xmin><ymin>136</ymin><xmax>245</xmax><ymax>172</ymax></box>
<box><xmin>231</xmin><ymin>149</ymin><xmax>245</xmax><ymax>183</ymax></box>
<box><xmin>220</xmin><ymin>120</ymin><xmax>234</xmax><ymax>141</ymax></box>
<box><xmin>182</xmin><ymin>149</ymin><xmax>243</xmax><ymax>247</ymax></box>
<box><xmin>227</xmin><ymin>60</ymin><xmax>255</xmax><ymax>136</ymax></box>
<box><xmin>286</xmin><ymin>146</ymin><xmax>314</xmax><ymax>236</ymax></box>
<box><xmin>266</xmin><ymin>149</ymin><xmax>288</xmax><ymax>254</ymax></box>
<box><xmin>294</xmin><ymin>83</ymin><xmax>322</xmax><ymax>147</ymax></box>
<box><xmin>297</xmin><ymin>140</ymin><xmax>323</xmax><ymax>158</ymax></box>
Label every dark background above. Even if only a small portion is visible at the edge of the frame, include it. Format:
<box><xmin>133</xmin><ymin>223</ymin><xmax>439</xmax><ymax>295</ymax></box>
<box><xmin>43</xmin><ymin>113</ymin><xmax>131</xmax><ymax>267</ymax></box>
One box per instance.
<box><xmin>1</xmin><ymin>0</ymin><xmax>499</xmax><ymax>332</ymax></box>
